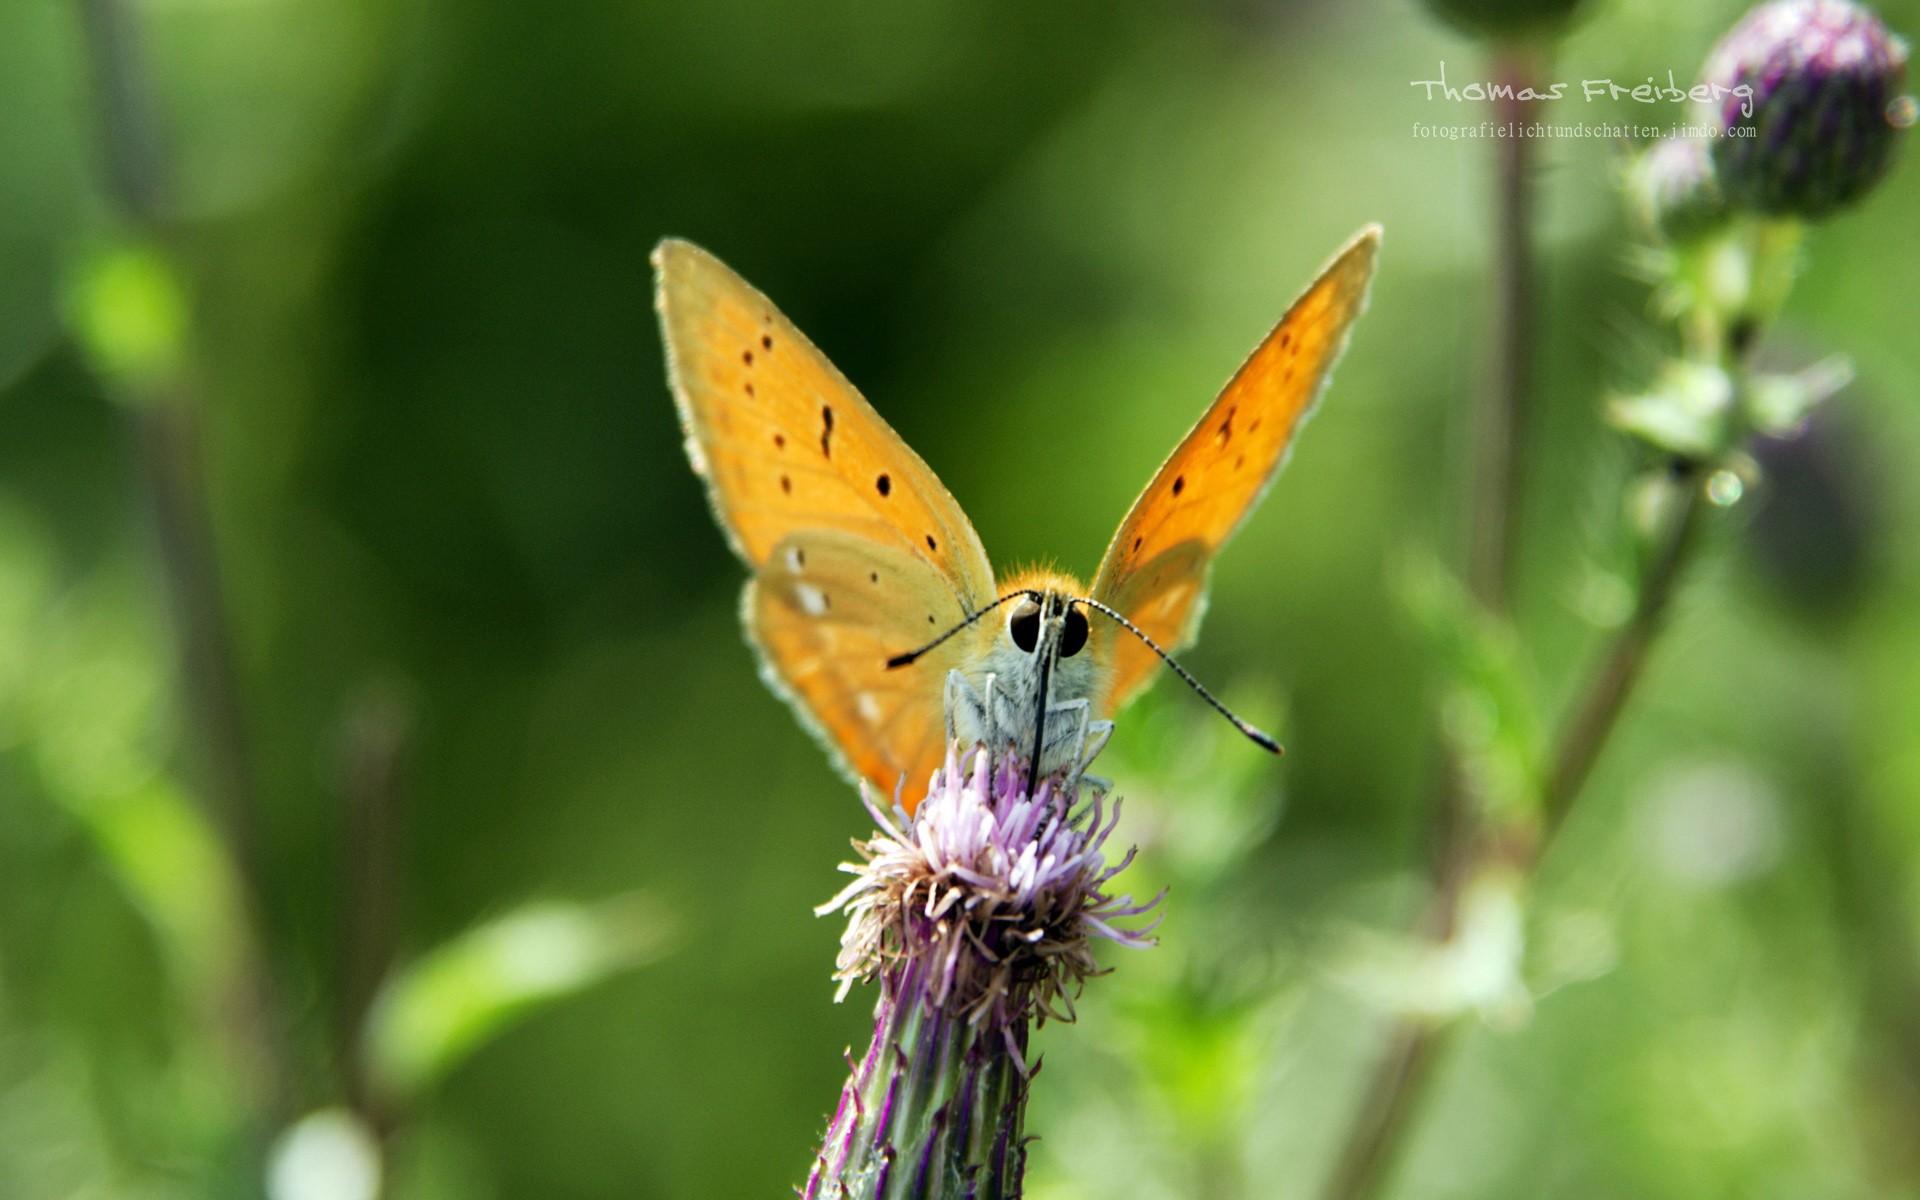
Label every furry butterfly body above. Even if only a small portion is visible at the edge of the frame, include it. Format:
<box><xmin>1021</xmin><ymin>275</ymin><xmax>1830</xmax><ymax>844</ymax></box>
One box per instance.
<box><xmin>656</xmin><ymin>228</ymin><xmax>1380</xmax><ymax>809</ymax></box>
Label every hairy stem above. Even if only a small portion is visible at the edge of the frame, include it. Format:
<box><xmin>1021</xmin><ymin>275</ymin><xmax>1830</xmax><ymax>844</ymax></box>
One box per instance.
<box><xmin>805</xmin><ymin>955</ymin><xmax>1031</xmax><ymax>1200</ymax></box>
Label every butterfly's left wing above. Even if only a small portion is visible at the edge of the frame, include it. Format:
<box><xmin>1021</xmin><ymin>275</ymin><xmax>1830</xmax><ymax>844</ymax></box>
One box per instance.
<box><xmin>655</xmin><ymin>239</ymin><xmax>996</xmax><ymax>804</ymax></box>
<box><xmin>1090</xmin><ymin>226</ymin><xmax>1380</xmax><ymax>713</ymax></box>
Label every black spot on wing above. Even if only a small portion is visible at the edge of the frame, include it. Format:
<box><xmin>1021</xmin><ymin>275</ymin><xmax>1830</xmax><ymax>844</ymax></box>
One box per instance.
<box><xmin>820</xmin><ymin>405</ymin><xmax>835</xmax><ymax>458</ymax></box>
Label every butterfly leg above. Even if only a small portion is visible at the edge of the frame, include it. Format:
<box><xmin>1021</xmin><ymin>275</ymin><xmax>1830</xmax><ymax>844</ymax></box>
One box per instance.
<box><xmin>944</xmin><ymin>669</ymin><xmax>1011</xmax><ymax>765</ymax></box>
<box><xmin>1046</xmin><ymin>698</ymin><xmax>1114</xmax><ymax>794</ymax></box>
<box><xmin>1042</xmin><ymin>698</ymin><xmax>1092</xmax><ymax>759</ymax></box>
<box><xmin>945</xmin><ymin>669</ymin><xmax>993</xmax><ymax>747</ymax></box>
<box><xmin>943</xmin><ymin>669</ymin><xmax>971</xmax><ymax>745</ymax></box>
<box><xmin>1070</xmin><ymin>722</ymin><xmax>1115</xmax><ymax>795</ymax></box>
<box><xmin>981</xmin><ymin>672</ymin><xmax>1026</xmax><ymax>755</ymax></box>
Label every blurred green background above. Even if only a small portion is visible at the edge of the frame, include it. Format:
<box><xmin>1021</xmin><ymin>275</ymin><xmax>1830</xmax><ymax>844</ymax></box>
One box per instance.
<box><xmin>3</xmin><ymin>0</ymin><xmax>1919</xmax><ymax>1195</ymax></box>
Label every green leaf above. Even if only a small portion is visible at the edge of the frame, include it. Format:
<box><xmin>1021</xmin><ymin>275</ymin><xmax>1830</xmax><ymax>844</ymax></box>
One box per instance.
<box><xmin>80</xmin><ymin>776</ymin><xmax>251</xmax><ymax>998</ymax></box>
<box><xmin>364</xmin><ymin>895</ymin><xmax>675</xmax><ymax>1100</ymax></box>
<box><xmin>1395</xmin><ymin>554</ymin><xmax>1544</xmax><ymax>825</ymax></box>
<box><xmin>1745</xmin><ymin>356</ymin><xmax>1852</xmax><ymax>436</ymax></box>
<box><xmin>1606</xmin><ymin>360</ymin><xmax>1734</xmax><ymax>458</ymax></box>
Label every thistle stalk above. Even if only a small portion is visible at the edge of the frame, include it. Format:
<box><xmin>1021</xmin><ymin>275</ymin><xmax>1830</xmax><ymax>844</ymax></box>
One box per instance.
<box><xmin>806</xmin><ymin>743</ymin><xmax>1159</xmax><ymax>1199</ymax></box>
<box><xmin>1322</xmin><ymin>3</ymin><xmax>1911</xmax><ymax>1194</ymax></box>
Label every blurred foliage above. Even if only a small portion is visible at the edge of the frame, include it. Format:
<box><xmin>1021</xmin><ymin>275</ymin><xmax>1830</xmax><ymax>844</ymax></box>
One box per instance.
<box><xmin>1396</xmin><ymin>553</ymin><xmax>1544</xmax><ymax>827</ymax></box>
<box><xmin>3</xmin><ymin>0</ymin><xmax>1919</xmax><ymax>1196</ymax></box>
<box><xmin>364</xmin><ymin>895</ymin><xmax>674</xmax><ymax>1103</ymax></box>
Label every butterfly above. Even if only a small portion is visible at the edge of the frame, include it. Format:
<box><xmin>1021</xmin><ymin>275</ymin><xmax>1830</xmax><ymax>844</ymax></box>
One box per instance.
<box><xmin>655</xmin><ymin>227</ymin><xmax>1379</xmax><ymax>809</ymax></box>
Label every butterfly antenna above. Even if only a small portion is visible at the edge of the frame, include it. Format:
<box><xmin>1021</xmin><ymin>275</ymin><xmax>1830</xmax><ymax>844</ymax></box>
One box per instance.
<box><xmin>1073</xmin><ymin>596</ymin><xmax>1283</xmax><ymax>754</ymax></box>
<box><xmin>886</xmin><ymin>590</ymin><xmax>1041</xmax><ymax>669</ymax></box>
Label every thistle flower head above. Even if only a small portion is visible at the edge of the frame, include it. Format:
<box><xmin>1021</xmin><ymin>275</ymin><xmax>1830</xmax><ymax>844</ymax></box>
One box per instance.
<box><xmin>1702</xmin><ymin>0</ymin><xmax>1911</xmax><ymax>218</ymax></box>
<box><xmin>805</xmin><ymin>740</ymin><xmax>1159</xmax><ymax>1199</ymax></box>
<box><xmin>819</xmin><ymin>743</ymin><xmax>1161</xmax><ymax>1038</ymax></box>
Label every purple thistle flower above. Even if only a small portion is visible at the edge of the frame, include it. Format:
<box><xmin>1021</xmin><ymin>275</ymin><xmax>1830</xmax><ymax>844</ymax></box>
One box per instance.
<box><xmin>1702</xmin><ymin>0</ymin><xmax>1911</xmax><ymax>218</ymax></box>
<box><xmin>804</xmin><ymin>741</ymin><xmax>1160</xmax><ymax>1199</ymax></box>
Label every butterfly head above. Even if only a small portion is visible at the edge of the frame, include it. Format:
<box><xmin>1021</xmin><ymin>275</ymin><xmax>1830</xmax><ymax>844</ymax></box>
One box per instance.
<box><xmin>990</xmin><ymin>569</ymin><xmax>1097</xmax><ymax>688</ymax></box>
<box><xmin>1003</xmin><ymin>585</ymin><xmax>1089</xmax><ymax>664</ymax></box>
<box><xmin>956</xmin><ymin>570</ymin><xmax>1100</xmax><ymax>791</ymax></box>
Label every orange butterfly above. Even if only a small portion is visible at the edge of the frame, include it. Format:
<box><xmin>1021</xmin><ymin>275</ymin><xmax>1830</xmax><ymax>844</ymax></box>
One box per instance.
<box><xmin>655</xmin><ymin>228</ymin><xmax>1380</xmax><ymax>809</ymax></box>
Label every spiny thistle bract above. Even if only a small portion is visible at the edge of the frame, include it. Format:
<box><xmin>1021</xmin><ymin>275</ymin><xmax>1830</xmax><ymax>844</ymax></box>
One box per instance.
<box><xmin>1702</xmin><ymin>0</ymin><xmax>1911</xmax><ymax>218</ymax></box>
<box><xmin>805</xmin><ymin>741</ymin><xmax>1160</xmax><ymax>1200</ymax></box>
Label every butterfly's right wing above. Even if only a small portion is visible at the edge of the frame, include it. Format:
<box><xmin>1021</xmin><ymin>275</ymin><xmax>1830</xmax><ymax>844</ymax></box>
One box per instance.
<box><xmin>655</xmin><ymin>239</ymin><xmax>996</xmax><ymax>803</ymax></box>
<box><xmin>1090</xmin><ymin>227</ymin><xmax>1379</xmax><ymax>713</ymax></box>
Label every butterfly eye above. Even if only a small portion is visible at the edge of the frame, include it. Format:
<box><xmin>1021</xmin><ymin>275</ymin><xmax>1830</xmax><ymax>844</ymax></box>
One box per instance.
<box><xmin>1008</xmin><ymin>602</ymin><xmax>1042</xmax><ymax>654</ymax></box>
<box><xmin>1059</xmin><ymin>607</ymin><xmax>1089</xmax><ymax>658</ymax></box>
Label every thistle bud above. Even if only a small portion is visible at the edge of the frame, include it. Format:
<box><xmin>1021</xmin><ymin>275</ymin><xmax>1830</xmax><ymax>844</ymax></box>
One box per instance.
<box><xmin>1702</xmin><ymin>0</ymin><xmax>1912</xmax><ymax>218</ymax></box>
<box><xmin>804</xmin><ymin>742</ymin><xmax>1159</xmax><ymax>1199</ymax></box>
<box><xmin>1627</xmin><ymin>136</ymin><xmax>1729</xmax><ymax>242</ymax></box>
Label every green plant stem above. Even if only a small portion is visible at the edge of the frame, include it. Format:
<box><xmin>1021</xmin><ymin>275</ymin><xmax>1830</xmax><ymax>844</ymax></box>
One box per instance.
<box><xmin>1542</xmin><ymin>475</ymin><xmax>1706</xmax><ymax>833</ymax></box>
<box><xmin>1428</xmin><ymin>39</ymin><xmax>1545</xmax><ymax>935</ymax></box>
<box><xmin>1322</xmin><ymin>471</ymin><xmax>1709</xmax><ymax>1200</ymax></box>
<box><xmin>1332</xmin><ymin>44</ymin><xmax>1545</xmax><ymax>1194</ymax></box>
<box><xmin>76</xmin><ymin>0</ymin><xmax>293</xmax><ymax>1128</ymax></box>
<box><xmin>1318</xmin><ymin>1016</ymin><xmax>1455</xmax><ymax>1200</ymax></box>
<box><xmin>1467</xmin><ymin>44</ymin><xmax>1539</xmax><ymax>616</ymax></box>
<box><xmin>336</xmin><ymin>688</ymin><xmax>411</xmax><ymax>1139</ymax></box>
